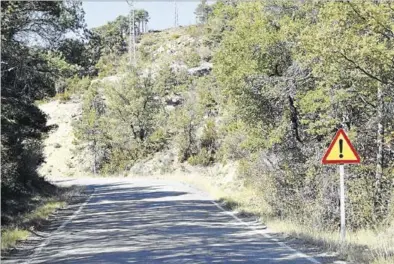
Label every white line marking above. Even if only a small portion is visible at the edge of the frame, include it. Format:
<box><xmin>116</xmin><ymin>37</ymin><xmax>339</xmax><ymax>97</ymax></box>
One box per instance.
<box><xmin>211</xmin><ymin>200</ymin><xmax>321</xmax><ymax>264</ymax></box>
<box><xmin>26</xmin><ymin>189</ymin><xmax>96</xmax><ymax>264</ymax></box>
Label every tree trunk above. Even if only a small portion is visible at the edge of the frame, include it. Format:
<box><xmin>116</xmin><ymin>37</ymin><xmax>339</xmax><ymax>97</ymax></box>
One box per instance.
<box><xmin>288</xmin><ymin>95</ymin><xmax>302</xmax><ymax>143</ymax></box>
<box><xmin>93</xmin><ymin>138</ymin><xmax>97</xmax><ymax>176</ymax></box>
<box><xmin>374</xmin><ymin>83</ymin><xmax>385</xmax><ymax>219</ymax></box>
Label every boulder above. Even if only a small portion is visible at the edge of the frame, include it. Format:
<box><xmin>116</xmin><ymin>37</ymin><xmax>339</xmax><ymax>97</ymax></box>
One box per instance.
<box><xmin>187</xmin><ymin>62</ymin><xmax>213</xmax><ymax>76</ymax></box>
<box><xmin>165</xmin><ymin>95</ymin><xmax>183</xmax><ymax>106</ymax></box>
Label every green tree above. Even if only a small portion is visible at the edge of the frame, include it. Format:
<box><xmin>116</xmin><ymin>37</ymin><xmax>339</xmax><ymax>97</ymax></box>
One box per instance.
<box><xmin>295</xmin><ymin>0</ymin><xmax>394</xmax><ymax>221</ymax></box>
<box><xmin>195</xmin><ymin>0</ymin><xmax>213</xmax><ymax>24</ymax></box>
<box><xmin>1</xmin><ymin>1</ymin><xmax>85</xmax><ymax>198</ymax></box>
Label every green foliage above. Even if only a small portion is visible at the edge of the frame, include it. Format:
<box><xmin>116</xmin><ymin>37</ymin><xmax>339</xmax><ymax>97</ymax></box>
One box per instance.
<box><xmin>75</xmin><ymin>68</ymin><xmax>166</xmax><ymax>173</ymax></box>
<box><xmin>210</xmin><ymin>0</ymin><xmax>394</xmax><ymax>231</ymax></box>
<box><xmin>148</xmin><ymin>128</ymin><xmax>168</xmax><ymax>152</ymax></box>
<box><xmin>1</xmin><ymin>0</ymin><xmax>85</xmax><ymax>223</ymax></box>
<box><xmin>1</xmin><ymin>229</ymin><xmax>29</xmax><ymax>250</ymax></box>
<box><xmin>184</xmin><ymin>48</ymin><xmax>201</xmax><ymax>68</ymax></box>
<box><xmin>190</xmin><ymin>119</ymin><xmax>218</xmax><ymax>166</ymax></box>
<box><xmin>66</xmin><ymin>75</ymin><xmax>92</xmax><ymax>94</ymax></box>
<box><xmin>201</xmin><ymin>119</ymin><xmax>217</xmax><ymax>150</ymax></box>
<box><xmin>44</xmin><ymin>51</ymin><xmax>79</xmax><ymax>78</ymax></box>
<box><xmin>173</xmin><ymin>104</ymin><xmax>200</xmax><ymax>162</ymax></box>
<box><xmin>188</xmin><ymin>148</ymin><xmax>212</xmax><ymax>166</ymax></box>
<box><xmin>95</xmin><ymin>54</ymin><xmax>119</xmax><ymax>78</ymax></box>
<box><xmin>170</xmin><ymin>33</ymin><xmax>181</xmax><ymax>40</ymax></box>
<box><xmin>194</xmin><ymin>0</ymin><xmax>213</xmax><ymax>24</ymax></box>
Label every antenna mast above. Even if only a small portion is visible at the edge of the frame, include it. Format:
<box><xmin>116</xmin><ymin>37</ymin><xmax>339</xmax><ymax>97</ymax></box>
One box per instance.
<box><xmin>174</xmin><ymin>0</ymin><xmax>178</xmax><ymax>28</ymax></box>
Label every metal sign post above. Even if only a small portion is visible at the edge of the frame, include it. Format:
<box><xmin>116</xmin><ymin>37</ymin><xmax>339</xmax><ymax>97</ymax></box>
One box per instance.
<box><xmin>339</xmin><ymin>164</ymin><xmax>345</xmax><ymax>242</ymax></box>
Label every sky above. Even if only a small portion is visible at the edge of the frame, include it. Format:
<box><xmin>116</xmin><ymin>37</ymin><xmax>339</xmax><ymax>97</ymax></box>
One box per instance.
<box><xmin>82</xmin><ymin>1</ymin><xmax>206</xmax><ymax>30</ymax></box>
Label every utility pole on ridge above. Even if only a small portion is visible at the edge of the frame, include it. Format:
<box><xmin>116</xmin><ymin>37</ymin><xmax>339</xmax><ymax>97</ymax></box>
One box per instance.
<box><xmin>174</xmin><ymin>0</ymin><xmax>178</xmax><ymax>28</ymax></box>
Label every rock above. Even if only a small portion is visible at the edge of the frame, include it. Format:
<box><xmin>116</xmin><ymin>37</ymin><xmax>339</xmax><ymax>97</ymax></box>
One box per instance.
<box><xmin>102</xmin><ymin>75</ymin><xmax>121</xmax><ymax>83</ymax></box>
<box><xmin>187</xmin><ymin>62</ymin><xmax>213</xmax><ymax>76</ymax></box>
<box><xmin>165</xmin><ymin>105</ymin><xmax>175</xmax><ymax>111</ymax></box>
<box><xmin>165</xmin><ymin>95</ymin><xmax>183</xmax><ymax>106</ymax></box>
<box><xmin>170</xmin><ymin>63</ymin><xmax>187</xmax><ymax>73</ymax></box>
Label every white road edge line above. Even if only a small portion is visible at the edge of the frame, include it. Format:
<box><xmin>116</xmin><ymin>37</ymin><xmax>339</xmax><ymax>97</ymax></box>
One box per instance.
<box><xmin>26</xmin><ymin>188</ymin><xmax>96</xmax><ymax>264</ymax></box>
<box><xmin>211</xmin><ymin>200</ymin><xmax>321</xmax><ymax>264</ymax></box>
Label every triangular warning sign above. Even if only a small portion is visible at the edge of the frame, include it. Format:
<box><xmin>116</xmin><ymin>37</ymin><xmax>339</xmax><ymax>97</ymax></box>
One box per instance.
<box><xmin>322</xmin><ymin>128</ymin><xmax>360</xmax><ymax>164</ymax></box>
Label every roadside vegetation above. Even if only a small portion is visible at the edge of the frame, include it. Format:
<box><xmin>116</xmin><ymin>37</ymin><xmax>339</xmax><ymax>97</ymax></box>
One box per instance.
<box><xmin>1</xmin><ymin>178</ymin><xmax>83</xmax><ymax>252</ymax></box>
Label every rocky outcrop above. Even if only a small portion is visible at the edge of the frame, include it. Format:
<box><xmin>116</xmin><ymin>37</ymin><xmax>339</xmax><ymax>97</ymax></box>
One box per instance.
<box><xmin>188</xmin><ymin>62</ymin><xmax>213</xmax><ymax>76</ymax></box>
<box><xmin>165</xmin><ymin>94</ymin><xmax>183</xmax><ymax>106</ymax></box>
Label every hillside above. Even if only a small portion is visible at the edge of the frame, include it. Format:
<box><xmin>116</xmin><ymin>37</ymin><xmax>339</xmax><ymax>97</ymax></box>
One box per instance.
<box><xmin>71</xmin><ymin>16</ymin><xmax>393</xmax><ymax>264</ymax></box>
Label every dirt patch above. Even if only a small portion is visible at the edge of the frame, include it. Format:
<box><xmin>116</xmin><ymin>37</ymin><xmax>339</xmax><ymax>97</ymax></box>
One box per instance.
<box><xmin>38</xmin><ymin>97</ymin><xmax>86</xmax><ymax>179</ymax></box>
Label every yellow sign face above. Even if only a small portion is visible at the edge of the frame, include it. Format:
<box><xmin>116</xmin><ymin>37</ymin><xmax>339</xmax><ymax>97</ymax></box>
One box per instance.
<box><xmin>322</xmin><ymin>129</ymin><xmax>360</xmax><ymax>164</ymax></box>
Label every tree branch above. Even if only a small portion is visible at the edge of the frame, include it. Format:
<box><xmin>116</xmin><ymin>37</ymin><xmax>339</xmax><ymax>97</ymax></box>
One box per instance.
<box><xmin>339</xmin><ymin>51</ymin><xmax>387</xmax><ymax>84</ymax></box>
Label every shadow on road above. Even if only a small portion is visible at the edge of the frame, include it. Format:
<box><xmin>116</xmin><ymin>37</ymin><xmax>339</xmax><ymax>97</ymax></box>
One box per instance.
<box><xmin>5</xmin><ymin>181</ymin><xmax>334</xmax><ymax>264</ymax></box>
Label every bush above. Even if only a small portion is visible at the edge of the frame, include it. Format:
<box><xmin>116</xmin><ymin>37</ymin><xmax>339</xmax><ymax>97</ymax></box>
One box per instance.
<box><xmin>217</xmin><ymin>121</ymin><xmax>250</xmax><ymax>161</ymax></box>
<box><xmin>184</xmin><ymin>49</ymin><xmax>201</xmax><ymax>68</ymax></box>
<box><xmin>66</xmin><ymin>75</ymin><xmax>91</xmax><ymax>94</ymax></box>
<box><xmin>201</xmin><ymin>119</ymin><xmax>217</xmax><ymax>150</ymax></box>
<box><xmin>170</xmin><ymin>33</ymin><xmax>181</xmax><ymax>40</ymax></box>
<box><xmin>148</xmin><ymin>128</ymin><xmax>168</xmax><ymax>152</ymax></box>
<box><xmin>188</xmin><ymin>148</ymin><xmax>212</xmax><ymax>166</ymax></box>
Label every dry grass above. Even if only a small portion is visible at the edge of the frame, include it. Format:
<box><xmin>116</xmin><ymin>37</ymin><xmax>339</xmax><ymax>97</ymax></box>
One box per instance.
<box><xmin>1</xmin><ymin>201</ymin><xmax>65</xmax><ymax>250</ymax></box>
<box><xmin>24</xmin><ymin>201</ymin><xmax>66</xmax><ymax>223</ymax></box>
<box><xmin>54</xmin><ymin>91</ymin><xmax>71</xmax><ymax>102</ymax></box>
<box><xmin>1</xmin><ymin>229</ymin><xmax>30</xmax><ymax>250</ymax></box>
<box><xmin>372</xmin><ymin>257</ymin><xmax>394</xmax><ymax>264</ymax></box>
<box><xmin>1</xmin><ymin>184</ymin><xmax>84</xmax><ymax>252</ymax></box>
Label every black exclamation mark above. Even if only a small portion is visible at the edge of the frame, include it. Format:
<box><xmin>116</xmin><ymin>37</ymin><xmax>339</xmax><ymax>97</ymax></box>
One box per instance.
<box><xmin>339</xmin><ymin>139</ymin><xmax>344</xmax><ymax>158</ymax></box>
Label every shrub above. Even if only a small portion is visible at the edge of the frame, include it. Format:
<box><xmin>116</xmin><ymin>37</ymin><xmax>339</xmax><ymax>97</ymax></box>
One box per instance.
<box><xmin>201</xmin><ymin>119</ymin><xmax>218</xmax><ymax>150</ymax></box>
<box><xmin>170</xmin><ymin>33</ymin><xmax>181</xmax><ymax>40</ymax></box>
<box><xmin>188</xmin><ymin>148</ymin><xmax>212</xmax><ymax>166</ymax></box>
<box><xmin>148</xmin><ymin>128</ymin><xmax>168</xmax><ymax>152</ymax></box>
<box><xmin>67</xmin><ymin>75</ymin><xmax>91</xmax><ymax>94</ymax></box>
<box><xmin>184</xmin><ymin>49</ymin><xmax>201</xmax><ymax>68</ymax></box>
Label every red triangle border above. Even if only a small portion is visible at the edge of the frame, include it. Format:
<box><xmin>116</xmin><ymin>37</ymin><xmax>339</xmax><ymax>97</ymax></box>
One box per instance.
<box><xmin>322</xmin><ymin>128</ymin><xmax>361</xmax><ymax>164</ymax></box>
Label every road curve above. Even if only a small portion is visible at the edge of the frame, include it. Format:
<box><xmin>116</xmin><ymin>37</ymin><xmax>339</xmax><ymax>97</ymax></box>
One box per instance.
<box><xmin>5</xmin><ymin>178</ymin><xmax>323</xmax><ymax>264</ymax></box>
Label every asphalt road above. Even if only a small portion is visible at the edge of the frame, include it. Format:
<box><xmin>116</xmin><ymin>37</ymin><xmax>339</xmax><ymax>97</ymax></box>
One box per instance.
<box><xmin>4</xmin><ymin>178</ymin><xmax>327</xmax><ymax>264</ymax></box>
